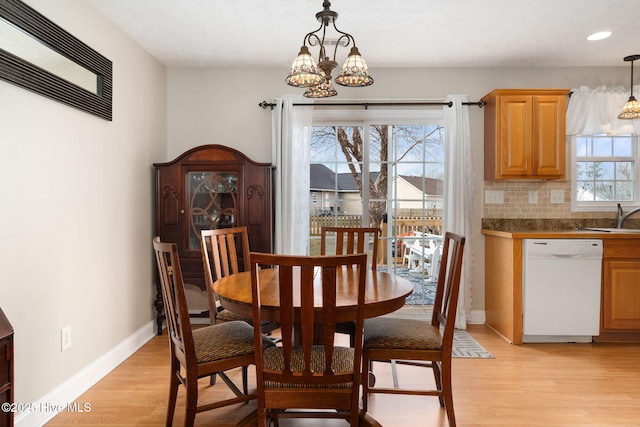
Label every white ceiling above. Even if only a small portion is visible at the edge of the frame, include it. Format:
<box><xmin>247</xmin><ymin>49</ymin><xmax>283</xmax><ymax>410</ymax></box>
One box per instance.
<box><xmin>88</xmin><ymin>0</ymin><xmax>640</xmax><ymax>69</ymax></box>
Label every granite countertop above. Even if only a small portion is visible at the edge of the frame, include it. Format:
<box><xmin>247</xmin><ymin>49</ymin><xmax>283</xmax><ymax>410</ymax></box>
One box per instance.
<box><xmin>481</xmin><ymin>218</ymin><xmax>640</xmax><ymax>239</ymax></box>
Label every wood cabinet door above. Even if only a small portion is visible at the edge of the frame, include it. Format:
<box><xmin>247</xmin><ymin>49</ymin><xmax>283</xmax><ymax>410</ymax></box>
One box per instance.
<box><xmin>498</xmin><ymin>95</ymin><xmax>532</xmax><ymax>177</ymax></box>
<box><xmin>532</xmin><ymin>95</ymin><xmax>566</xmax><ymax>178</ymax></box>
<box><xmin>602</xmin><ymin>260</ymin><xmax>640</xmax><ymax>330</ymax></box>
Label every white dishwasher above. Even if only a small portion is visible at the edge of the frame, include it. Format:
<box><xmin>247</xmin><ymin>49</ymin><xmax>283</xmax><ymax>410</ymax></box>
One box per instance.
<box><xmin>522</xmin><ymin>239</ymin><xmax>603</xmax><ymax>343</ymax></box>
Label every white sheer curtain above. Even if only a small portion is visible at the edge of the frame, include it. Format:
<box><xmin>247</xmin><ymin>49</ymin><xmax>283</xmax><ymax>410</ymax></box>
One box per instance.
<box><xmin>271</xmin><ymin>96</ymin><xmax>314</xmax><ymax>255</ymax></box>
<box><xmin>567</xmin><ymin>85</ymin><xmax>640</xmax><ymax>135</ymax></box>
<box><xmin>443</xmin><ymin>95</ymin><xmax>475</xmax><ymax>329</ymax></box>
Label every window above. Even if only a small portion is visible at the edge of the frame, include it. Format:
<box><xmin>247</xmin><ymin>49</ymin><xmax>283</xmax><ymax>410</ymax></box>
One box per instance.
<box><xmin>572</xmin><ymin>134</ymin><xmax>639</xmax><ymax>211</ymax></box>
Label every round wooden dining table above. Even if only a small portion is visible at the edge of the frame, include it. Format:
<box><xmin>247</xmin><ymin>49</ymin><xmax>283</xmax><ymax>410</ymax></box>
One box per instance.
<box><xmin>212</xmin><ymin>267</ymin><xmax>413</xmax><ymax>323</ymax></box>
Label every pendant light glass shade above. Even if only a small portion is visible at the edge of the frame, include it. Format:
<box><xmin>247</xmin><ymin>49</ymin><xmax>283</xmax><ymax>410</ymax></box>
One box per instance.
<box><xmin>285</xmin><ymin>46</ymin><xmax>325</xmax><ymax>87</ymax></box>
<box><xmin>618</xmin><ymin>96</ymin><xmax>640</xmax><ymax>120</ymax></box>
<box><xmin>304</xmin><ymin>77</ymin><xmax>338</xmax><ymax>98</ymax></box>
<box><xmin>618</xmin><ymin>54</ymin><xmax>640</xmax><ymax>120</ymax></box>
<box><xmin>335</xmin><ymin>47</ymin><xmax>374</xmax><ymax>87</ymax></box>
<box><xmin>303</xmin><ymin>60</ymin><xmax>338</xmax><ymax>98</ymax></box>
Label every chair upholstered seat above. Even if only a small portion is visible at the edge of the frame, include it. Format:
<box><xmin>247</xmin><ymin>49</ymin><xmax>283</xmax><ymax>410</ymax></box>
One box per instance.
<box><xmin>364</xmin><ymin>317</ymin><xmax>442</xmax><ymax>351</ymax></box>
<box><xmin>263</xmin><ymin>346</ymin><xmax>354</xmax><ymax>389</ymax></box>
<box><xmin>214</xmin><ymin>308</ymin><xmax>245</xmax><ymax>323</ymax></box>
<box><xmin>192</xmin><ymin>320</ymin><xmax>271</xmax><ymax>364</ymax></box>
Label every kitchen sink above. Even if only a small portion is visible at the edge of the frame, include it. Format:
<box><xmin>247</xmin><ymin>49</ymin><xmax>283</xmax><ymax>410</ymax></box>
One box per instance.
<box><xmin>578</xmin><ymin>227</ymin><xmax>640</xmax><ymax>233</ymax></box>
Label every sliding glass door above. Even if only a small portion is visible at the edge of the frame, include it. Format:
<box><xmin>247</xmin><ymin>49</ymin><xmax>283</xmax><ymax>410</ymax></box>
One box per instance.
<box><xmin>308</xmin><ymin>111</ymin><xmax>445</xmax><ymax>307</ymax></box>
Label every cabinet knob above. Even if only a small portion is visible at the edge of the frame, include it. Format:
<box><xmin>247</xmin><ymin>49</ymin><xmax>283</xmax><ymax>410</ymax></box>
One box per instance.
<box><xmin>180</xmin><ymin>209</ymin><xmax>185</xmax><ymax>214</ymax></box>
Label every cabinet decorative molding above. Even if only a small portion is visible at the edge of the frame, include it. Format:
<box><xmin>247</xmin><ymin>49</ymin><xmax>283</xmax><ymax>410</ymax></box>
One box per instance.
<box><xmin>153</xmin><ymin>145</ymin><xmax>273</xmax><ymax>334</ymax></box>
<box><xmin>482</xmin><ymin>88</ymin><xmax>569</xmax><ymax>180</ymax></box>
<box><xmin>0</xmin><ymin>307</ymin><xmax>14</xmax><ymax>427</ymax></box>
<box><xmin>160</xmin><ymin>185</ymin><xmax>180</xmax><ymax>225</ymax></box>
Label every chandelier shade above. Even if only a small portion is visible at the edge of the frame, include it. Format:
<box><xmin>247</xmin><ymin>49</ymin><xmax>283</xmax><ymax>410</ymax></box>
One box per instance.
<box><xmin>335</xmin><ymin>47</ymin><xmax>374</xmax><ymax>87</ymax></box>
<box><xmin>285</xmin><ymin>46</ymin><xmax>326</xmax><ymax>87</ymax></box>
<box><xmin>304</xmin><ymin>60</ymin><xmax>338</xmax><ymax>98</ymax></box>
<box><xmin>286</xmin><ymin>1</ymin><xmax>373</xmax><ymax>98</ymax></box>
<box><xmin>618</xmin><ymin>54</ymin><xmax>640</xmax><ymax>120</ymax></box>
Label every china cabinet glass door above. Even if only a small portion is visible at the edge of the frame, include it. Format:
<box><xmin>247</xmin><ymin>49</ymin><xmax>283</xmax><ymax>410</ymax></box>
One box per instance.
<box><xmin>186</xmin><ymin>171</ymin><xmax>238</xmax><ymax>251</ymax></box>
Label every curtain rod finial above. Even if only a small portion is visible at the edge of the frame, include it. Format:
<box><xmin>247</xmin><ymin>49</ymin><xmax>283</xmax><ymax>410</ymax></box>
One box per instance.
<box><xmin>259</xmin><ymin>101</ymin><xmax>275</xmax><ymax>110</ymax></box>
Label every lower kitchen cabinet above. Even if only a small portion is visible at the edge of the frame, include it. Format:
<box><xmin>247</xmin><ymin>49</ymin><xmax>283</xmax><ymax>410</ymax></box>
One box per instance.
<box><xmin>483</xmin><ymin>230</ymin><xmax>640</xmax><ymax>344</ymax></box>
<box><xmin>599</xmin><ymin>240</ymin><xmax>640</xmax><ymax>340</ymax></box>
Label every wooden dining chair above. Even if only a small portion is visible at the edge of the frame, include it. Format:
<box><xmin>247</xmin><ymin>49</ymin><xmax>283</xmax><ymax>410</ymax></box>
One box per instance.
<box><xmin>153</xmin><ymin>237</ymin><xmax>274</xmax><ymax>427</ymax></box>
<box><xmin>249</xmin><ymin>252</ymin><xmax>368</xmax><ymax>427</ymax></box>
<box><xmin>362</xmin><ymin>231</ymin><xmax>466</xmax><ymax>427</ymax></box>
<box><xmin>201</xmin><ymin>227</ymin><xmax>280</xmax><ymax>335</ymax></box>
<box><xmin>320</xmin><ymin>226</ymin><xmax>378</xmax><ymax>346</ymax></box>
<box><xmin>320</xmin><ymin>226</ymin><xmax>379</xmax><ymax>269</ymax></box>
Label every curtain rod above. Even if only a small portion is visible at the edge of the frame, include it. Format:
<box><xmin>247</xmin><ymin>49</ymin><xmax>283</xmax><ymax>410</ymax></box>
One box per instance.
<box><xmin>258</xmin><ymin>100</ymin><xmax>485</xmax><ymax>110</ymax></box>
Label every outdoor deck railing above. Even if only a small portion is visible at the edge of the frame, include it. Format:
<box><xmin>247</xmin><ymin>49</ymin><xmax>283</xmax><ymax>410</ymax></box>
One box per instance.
<box><xmin>309</xmin><ymin>215</ymin><xmax>362</xmax><ymax>235</ymax></box>
<box><xmin>309</xmin><ymin>215</ymin><xmax>443</xmax><ymax>236</ymax></box>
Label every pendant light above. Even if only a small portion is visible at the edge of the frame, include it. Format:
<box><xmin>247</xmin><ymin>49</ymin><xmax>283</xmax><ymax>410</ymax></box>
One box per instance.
<box><xmin>285</xmin><ymin>1</ymin><xmax>373</xmax><ymax>98</ymax></box>
<box><xmin>618</xmin><ymin>54</ymin><xmax>640</xmax><ymax>120</ymax></box>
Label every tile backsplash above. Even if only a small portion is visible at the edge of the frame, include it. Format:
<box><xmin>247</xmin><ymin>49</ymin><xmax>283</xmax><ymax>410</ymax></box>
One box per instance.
<box><xmin>483</xmin><ymin>180</ymin><xmax>612</xmax><ymax>220</ymax></box>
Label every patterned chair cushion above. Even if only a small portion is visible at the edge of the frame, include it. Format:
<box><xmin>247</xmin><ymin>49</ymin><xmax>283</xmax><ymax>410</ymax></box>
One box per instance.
<box><xmin>262</xmin><ymin>345</ymin><xmax>354</xmax><ymax>389</ymax></box>
<box><xmin>364</xmin><ymin>317</ymin><xmax>442</xmax><ymax>350</ymax></box>
<box><xmin>215</xmin><ymin>308</ymin><xmax>245</xmax><ymax>322</ymax></box>
<box><xmin>193</xmin><ymin>320</ymin><xmax>274</xmax><ymax>364</ymax></box>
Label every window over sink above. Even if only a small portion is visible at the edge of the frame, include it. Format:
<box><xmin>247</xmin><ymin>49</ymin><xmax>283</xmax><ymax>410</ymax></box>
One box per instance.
<box><xmin>571</xmin><ymin>134</ymin><xmax>639</xmax><ymax>211</ymax></box>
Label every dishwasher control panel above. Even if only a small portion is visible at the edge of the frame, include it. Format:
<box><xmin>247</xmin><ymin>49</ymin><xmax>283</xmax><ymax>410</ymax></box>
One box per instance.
<box><xmin>525</xmin><ymin>239</ymin><xmax>603</xmax><ymax>258</ymax></box>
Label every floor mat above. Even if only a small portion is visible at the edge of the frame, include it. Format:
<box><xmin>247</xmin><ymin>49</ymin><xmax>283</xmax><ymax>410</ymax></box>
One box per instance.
<box><xmin>453</xmin><ymin>330</ymin><xmax>494</xmax><ymax>358</ymax></box>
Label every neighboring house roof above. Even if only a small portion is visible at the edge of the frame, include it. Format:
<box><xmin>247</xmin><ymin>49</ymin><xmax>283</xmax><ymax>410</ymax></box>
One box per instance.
<box><xmin>310</xmin><ymin>164</ymin><xmax>338</xmax><ymax>191</ymax></box>
<box><xmin>400</xmin><ymin>175</ymin><xmax>444</xmax><ymax>196</ymax></box>
<box><xmin>310</xmin><ymin>163</ymin><xmax>443</xmax><ymax>196</ymax></box>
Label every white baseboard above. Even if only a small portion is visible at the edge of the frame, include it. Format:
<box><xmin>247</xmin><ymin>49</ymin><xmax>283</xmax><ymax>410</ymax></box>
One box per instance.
<box><xmin>468</xmin><ymin>309</ymin><xmax>486</xmax><ymax>325</ymax></box>
<box><xmin>15</xmin><ymin>321</ymin><xmax>156</xmax><ymax>427</ymax></box>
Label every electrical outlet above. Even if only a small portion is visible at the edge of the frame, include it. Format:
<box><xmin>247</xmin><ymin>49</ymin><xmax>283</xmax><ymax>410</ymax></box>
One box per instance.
<box><xmin>528</xmin><ymin>191</ymin><xmax>538</xmax><ymax>204</ymax></box>
<box><xmin>485</xmin><ymin>190</ymin><xmax>504</xmax><ymax>204</ymax></box>
<box><xmin>550</xmin><ymin>190</ymin><xmax>564</xmax><ymax>204</ymax></box>
<box><xmin>61</xmin><ymin>326</ymin><xmax>71</xmax><ymax>351</ymax></box>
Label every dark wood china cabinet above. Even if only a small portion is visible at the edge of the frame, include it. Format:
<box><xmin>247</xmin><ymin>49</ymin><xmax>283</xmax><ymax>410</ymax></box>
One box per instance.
<box><xmin>0</xmin><ymin>307</ymin><xmax>13</xmax><ymax>427</ymax></box>
<box><xmin>153</xmin><ymin>145</ymin><xmax>272</xmax><ymax>334</ymax></box>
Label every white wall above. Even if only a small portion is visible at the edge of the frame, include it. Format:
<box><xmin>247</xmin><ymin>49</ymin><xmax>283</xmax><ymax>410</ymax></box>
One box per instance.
<box><xmin>167</xmin><ymin>65</ymin><xmax>630</xmax><ymax>316</ymax></box>
<box><xmin>0</xmin><ymin>0</ymin><xmax>166</xmax><ymax>421</ymax></box>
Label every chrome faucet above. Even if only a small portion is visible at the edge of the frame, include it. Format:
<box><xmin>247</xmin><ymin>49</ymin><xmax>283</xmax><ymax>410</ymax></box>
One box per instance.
<box><xmin>616</xmin><ymin>203</ymin><xmax>640</xmax><ymax>228</ymax></box>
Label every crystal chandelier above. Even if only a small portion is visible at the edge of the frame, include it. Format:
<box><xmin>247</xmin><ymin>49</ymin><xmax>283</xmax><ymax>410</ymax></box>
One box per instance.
<box><xmin>285</xmin><ymin>1</ymin><xmax>373</xmax><ymax>98</ymax></box>
<box><xmin>618</xmin><ymin>54</ymin><xmax>640</xmax><ymax>120</ymax></box>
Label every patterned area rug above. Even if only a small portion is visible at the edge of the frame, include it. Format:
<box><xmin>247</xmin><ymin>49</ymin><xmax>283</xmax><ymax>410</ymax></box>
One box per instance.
<box><xmin>453</xmin><ymin>330</ymin><xmax>494</xmax><ymax>358</ymax></box>
<box><xmin>379</xmin><ymin>266</ymin><xmax>437</xmax><ymax>305</ymax></box>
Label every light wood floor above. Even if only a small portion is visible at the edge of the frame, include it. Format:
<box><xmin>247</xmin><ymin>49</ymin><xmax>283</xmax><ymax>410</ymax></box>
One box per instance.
<box><xmin>46</xmin><ymin>323</ymin><xmax>640</xmax><ymax>426</ymax></box>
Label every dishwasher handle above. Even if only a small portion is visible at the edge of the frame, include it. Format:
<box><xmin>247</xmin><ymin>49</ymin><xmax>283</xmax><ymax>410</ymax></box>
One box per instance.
<box><xmin>548</xmin><ymin>253</ymin><xmax>591</xmax><ymax>259</ymax></box>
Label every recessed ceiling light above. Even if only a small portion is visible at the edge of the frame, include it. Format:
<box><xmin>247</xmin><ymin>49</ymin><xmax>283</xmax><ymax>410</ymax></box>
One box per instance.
<box><xmin>587</xmin><ymin>31</ymin><xmax>612</xmax><ymax>41</ymax></box>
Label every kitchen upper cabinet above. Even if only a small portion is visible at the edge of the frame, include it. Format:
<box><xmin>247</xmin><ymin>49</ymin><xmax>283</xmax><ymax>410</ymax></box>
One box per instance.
<box><xmin>482</xmin><ymin>89</ymin><xmax>569</xmax><ymax>180</ymax></box>
<box><xmin>600</xmin><ymin>239</ymin><xmax>640</xmax><ymax>339</ymax></box>
<box><xmin>153</xmin><ymin>145</ymin><xmax>272</xmax><ymax>334</ymax></box>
